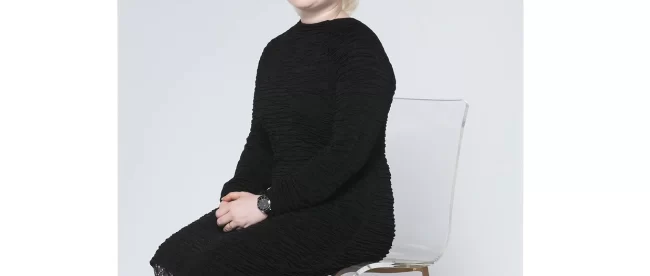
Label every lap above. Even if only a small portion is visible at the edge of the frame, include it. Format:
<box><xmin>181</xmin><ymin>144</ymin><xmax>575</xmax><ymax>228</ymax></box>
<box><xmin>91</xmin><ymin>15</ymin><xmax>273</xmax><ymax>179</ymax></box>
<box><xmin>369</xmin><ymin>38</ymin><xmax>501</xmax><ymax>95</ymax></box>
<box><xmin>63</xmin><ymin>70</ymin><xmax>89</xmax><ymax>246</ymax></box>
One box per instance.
<box><xmin>151</xmin><ymin>204</ymin><xmax>371</xmax><ymax>276</ymax></box>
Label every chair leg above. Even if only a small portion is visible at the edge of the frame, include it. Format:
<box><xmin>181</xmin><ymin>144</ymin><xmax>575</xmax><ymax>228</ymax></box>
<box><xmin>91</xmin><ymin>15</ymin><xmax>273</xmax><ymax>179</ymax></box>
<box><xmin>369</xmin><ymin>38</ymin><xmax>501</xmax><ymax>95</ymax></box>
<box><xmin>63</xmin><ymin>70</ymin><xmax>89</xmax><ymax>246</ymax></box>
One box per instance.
<box><xmin>421</xmin><ymin>267</ymin><xmax>430</xmax><ymax>276</ymax></box>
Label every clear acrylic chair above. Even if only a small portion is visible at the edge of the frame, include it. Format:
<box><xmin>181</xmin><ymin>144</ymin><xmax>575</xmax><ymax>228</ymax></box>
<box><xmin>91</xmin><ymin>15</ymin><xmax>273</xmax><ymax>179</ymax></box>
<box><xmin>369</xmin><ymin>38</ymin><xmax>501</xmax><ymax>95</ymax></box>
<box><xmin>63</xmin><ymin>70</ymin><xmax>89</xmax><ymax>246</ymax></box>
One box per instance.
<box><xmin>334</xmin><ymin>98</ymin><xmax>470</xmax><ymax>276</ymax></box>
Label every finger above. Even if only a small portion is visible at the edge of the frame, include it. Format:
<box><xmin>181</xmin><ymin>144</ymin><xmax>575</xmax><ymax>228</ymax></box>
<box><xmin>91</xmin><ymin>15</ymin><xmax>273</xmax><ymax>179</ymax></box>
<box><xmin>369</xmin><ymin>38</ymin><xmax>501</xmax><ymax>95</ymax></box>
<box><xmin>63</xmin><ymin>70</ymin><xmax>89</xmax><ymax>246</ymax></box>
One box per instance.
<box><xmin>215</xmin><ymin>205</ymin><xmax>229</xmax><ymax>218</ymax></box>
<box><xmin>221</xmin><ymin>192</ymin><xmax>237</xmax><ymax>202</ymax></box>
<box><xmin>223</xmin><ymin>221</ymin><xmax>239</xmax><ymax>232</ymax></box>
<box><xmin>221</xmin><ymin>196</ymin><xmax>233</xmax><ymax>202</ymax></box>
<box><xmin>219</xmin><ymin>200</ymin><xmax>230</xmax><ymax>206</ymax></box>
<box><xmin>221</xmin><ymin>192</ymin><xmax>244</xmax><ymax>202</ymax></box>
<box><xmin>217</xmin><ymin>212</ymin><xmax>233</xmax><ymax>227</ymax></box>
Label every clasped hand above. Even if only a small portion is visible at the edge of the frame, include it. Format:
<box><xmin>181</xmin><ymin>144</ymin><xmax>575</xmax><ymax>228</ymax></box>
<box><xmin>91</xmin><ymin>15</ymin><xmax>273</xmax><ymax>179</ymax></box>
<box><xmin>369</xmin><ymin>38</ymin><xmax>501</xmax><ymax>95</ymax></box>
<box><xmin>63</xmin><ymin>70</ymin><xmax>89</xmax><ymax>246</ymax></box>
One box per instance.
<box><xmin>215</xmin><ymin>192</ymin><xmax>267</xmax><ymax>232</ymax></box>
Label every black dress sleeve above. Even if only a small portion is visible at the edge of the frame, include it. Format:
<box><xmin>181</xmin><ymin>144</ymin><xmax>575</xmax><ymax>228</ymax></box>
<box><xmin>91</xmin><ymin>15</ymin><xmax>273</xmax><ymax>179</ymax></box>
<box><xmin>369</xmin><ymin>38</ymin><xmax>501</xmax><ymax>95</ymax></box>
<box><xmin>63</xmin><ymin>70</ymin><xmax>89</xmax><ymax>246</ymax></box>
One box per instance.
<box><xmin>219</xmin><ymin>110</ymin><xmax>273</xmax><ymax>198</ymax></box>
<box><xmin>268</xmin><ymin>32</ymin><xmax>396</xmax><ymax>215</ymax></box>
<box><xmin>220</xmin><ymin>47</ymin><xmax>274</xmax><ymax>198</ymax></box>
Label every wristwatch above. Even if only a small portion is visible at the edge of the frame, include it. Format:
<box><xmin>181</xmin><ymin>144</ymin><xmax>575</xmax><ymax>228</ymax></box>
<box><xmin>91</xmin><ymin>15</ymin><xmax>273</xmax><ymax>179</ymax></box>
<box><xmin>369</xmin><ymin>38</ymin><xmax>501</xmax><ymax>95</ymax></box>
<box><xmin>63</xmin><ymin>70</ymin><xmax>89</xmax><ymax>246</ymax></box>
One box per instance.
<box><xmin>257</xmin><ymin>187</ymin><xmax>272</xmax><ymax>215</ymax></box>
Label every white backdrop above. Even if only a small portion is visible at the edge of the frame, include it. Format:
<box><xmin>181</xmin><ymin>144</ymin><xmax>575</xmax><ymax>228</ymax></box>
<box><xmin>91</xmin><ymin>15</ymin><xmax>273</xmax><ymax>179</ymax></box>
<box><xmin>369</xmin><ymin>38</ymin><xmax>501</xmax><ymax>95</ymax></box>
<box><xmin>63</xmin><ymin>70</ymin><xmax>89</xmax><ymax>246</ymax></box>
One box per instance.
<box><xmin>119</xmin><ymin>1</ymin><xmax>522</xmax><ymax>275</ymax></box>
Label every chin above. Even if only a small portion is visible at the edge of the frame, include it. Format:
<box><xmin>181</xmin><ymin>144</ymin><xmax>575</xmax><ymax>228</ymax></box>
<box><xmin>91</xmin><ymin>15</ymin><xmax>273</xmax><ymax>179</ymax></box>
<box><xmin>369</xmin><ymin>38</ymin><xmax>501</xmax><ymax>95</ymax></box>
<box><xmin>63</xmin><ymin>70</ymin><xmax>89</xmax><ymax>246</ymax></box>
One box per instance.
<box><xmin>287</xmin><ymin>0</ymin><xmax>327</xmax><ymax>11</ymax></box>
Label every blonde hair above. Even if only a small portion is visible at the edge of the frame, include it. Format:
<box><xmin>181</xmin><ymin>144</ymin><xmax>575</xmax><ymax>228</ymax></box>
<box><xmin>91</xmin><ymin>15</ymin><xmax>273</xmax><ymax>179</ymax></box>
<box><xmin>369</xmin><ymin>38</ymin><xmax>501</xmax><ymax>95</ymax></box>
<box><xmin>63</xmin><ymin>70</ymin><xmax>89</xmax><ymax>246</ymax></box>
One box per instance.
<box><xmin>342</xmin><ymin>0</ymin><xmax>359</xmax><ymax>14</ymax></box>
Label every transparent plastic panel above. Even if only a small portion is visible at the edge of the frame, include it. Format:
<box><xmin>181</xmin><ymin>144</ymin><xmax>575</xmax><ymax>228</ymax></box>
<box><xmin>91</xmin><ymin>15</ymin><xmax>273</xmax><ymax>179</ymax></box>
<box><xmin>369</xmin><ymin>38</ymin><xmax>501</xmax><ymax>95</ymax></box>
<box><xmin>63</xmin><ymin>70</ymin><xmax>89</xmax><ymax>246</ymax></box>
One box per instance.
<box><xmin>382</xmin><ymin>98</ymin><xmax>468</xmax><ymax>264</ymax></box>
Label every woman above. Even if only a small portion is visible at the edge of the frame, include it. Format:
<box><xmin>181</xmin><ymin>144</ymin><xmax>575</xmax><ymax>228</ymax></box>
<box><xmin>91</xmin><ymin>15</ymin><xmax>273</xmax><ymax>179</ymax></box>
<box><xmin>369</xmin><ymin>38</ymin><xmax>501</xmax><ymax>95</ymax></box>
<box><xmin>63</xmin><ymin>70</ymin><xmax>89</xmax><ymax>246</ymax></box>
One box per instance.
<box><xmin>150</xmin><ymin>0</ymin><xmax>396</xmax><ymax>275</ymax></box>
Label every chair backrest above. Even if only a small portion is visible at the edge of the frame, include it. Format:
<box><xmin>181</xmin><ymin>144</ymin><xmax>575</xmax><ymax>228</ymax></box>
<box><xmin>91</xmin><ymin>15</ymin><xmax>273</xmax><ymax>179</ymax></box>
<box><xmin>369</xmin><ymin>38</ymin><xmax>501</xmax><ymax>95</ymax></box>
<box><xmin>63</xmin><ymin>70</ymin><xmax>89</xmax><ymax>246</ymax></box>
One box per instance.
<box><xmin>384</xmin><ymin>98</ymin><xmax>469</xmax><ymax>264</ymax></box>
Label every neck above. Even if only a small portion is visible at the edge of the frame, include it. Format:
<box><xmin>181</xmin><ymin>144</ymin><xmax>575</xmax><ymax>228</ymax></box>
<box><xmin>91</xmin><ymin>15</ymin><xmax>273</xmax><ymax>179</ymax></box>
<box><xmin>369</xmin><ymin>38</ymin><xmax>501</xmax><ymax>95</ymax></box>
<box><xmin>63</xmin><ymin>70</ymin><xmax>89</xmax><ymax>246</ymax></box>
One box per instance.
<box><xmin>298</xmin><ymin>3</ymin><xmax>349</xmax><ymax>24</ymax></box>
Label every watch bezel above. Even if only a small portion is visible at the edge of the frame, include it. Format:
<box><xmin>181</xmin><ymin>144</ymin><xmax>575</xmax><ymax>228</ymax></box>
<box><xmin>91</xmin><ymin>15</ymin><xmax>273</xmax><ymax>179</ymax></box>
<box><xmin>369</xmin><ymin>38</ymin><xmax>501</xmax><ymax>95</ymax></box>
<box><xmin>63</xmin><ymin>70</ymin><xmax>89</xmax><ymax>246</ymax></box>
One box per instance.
<box><xmin>257</xmin><ymin>194</ymin><xmax>272</xmax><ymax>214</ymax></box>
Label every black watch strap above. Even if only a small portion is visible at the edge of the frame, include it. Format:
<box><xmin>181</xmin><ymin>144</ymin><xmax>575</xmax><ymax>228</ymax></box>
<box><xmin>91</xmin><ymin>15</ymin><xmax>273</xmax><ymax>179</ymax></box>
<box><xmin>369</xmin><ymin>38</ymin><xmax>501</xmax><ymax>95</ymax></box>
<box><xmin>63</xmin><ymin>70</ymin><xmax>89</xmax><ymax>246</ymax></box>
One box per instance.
<box><xmin>265</xmin><ymin>186</ymin><xmax>272</xmax><ymax>199</ymax></box>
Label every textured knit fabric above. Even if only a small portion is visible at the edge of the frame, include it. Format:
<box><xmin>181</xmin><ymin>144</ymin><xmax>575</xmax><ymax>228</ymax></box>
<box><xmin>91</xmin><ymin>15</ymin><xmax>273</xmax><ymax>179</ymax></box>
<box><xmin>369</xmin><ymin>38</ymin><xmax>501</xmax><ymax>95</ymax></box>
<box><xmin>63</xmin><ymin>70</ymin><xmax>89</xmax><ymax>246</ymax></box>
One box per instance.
<box><xmin>150</xmin><ymin>17</ymin><xmax>396</xmax><ymax>276</ymax></box>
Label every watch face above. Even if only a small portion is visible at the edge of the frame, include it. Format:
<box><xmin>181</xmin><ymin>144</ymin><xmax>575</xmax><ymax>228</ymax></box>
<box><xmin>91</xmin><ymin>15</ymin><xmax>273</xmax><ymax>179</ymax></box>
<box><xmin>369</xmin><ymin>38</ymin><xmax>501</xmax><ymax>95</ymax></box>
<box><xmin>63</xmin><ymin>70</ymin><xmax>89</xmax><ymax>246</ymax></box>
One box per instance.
<box><xmin>257</xmin><ymin>196</ymin><xmax>271</xmax><ymax>211</ymax></box>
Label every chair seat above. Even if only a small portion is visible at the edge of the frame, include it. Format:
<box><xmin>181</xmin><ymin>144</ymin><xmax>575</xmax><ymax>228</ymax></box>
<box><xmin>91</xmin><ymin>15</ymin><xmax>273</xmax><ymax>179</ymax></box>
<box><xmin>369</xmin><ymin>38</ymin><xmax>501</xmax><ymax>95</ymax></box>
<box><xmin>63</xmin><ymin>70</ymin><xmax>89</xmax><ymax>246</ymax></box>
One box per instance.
<box><xmin>334</xmin><ymin>244</ymin><xmax>440</xmax><ymax>275</ymax></box>
<box><xmin>382</xmin><ymin>243</ymin><xmax>441</xmax><ymax>264</ymax></box>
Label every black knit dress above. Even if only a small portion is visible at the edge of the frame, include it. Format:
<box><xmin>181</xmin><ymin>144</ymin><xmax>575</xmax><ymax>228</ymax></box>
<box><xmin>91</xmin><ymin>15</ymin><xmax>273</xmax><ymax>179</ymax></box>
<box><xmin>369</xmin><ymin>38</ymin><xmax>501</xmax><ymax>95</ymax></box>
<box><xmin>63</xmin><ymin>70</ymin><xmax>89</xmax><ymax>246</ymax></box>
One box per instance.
<box><xmin>150</xmin><ymin>17</ymin><xmax>396</xmax><ymax>276</ymax></box>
